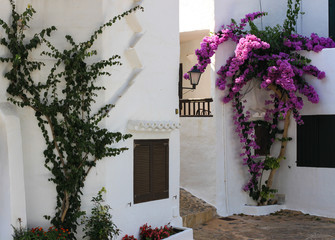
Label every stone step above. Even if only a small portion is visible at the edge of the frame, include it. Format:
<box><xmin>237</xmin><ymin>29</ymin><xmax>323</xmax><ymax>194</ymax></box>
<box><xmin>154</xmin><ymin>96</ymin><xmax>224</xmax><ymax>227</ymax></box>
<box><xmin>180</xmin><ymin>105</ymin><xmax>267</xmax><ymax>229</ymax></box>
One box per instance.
<box><xmin>179</xmin><ymin>188</ymin><xmax>217</xmax><ymax>228</ymax></box>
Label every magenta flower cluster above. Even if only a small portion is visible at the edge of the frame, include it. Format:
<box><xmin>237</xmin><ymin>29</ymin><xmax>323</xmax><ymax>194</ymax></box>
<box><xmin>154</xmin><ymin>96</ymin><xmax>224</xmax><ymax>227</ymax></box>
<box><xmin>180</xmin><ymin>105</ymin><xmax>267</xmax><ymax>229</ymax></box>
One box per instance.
<box><xmin>183</xmin><ymin>12</ymin><xmax>267</xmax><ymax>80</ymax></box>
<box><xmin>186</xmin><ymin>11</ymin><xmax>335</xmax><ymax>200</ymax></box>
<box><xmin>284</xmin><ymin>33</ymin><xmax>335</xmax><ymax>52</ymax></box>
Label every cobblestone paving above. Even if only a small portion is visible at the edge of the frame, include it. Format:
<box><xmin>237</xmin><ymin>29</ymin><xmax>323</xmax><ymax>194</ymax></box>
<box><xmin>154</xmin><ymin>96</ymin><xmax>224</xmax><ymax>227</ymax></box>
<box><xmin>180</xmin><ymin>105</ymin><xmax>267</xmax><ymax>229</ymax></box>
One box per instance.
<box><xmin>193</xmin><ymin>210</ymin><xmax>335</xmax><ymax>240</ymax></box>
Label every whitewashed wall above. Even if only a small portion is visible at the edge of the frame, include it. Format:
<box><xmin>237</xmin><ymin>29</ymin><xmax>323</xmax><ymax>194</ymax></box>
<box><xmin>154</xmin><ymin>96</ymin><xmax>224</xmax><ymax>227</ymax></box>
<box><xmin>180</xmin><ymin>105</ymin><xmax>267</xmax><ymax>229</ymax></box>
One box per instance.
<box><xmin>180</xmin><ymin>117</ymin><xmax>217</xmax><ymax>206</ymax></box>
<box><xmin>179</xmin><ymin>0</ymin><xmax>332</xmax><ymax>216</ymax></box>
<box><xmin>273</xmin><ymin>49</ymin><xmax>335</xmax><ymax>218</ymax></box>
<box><xmin>179</xmin><ymin>35</ymin><xmax>216</xmax><ymax>206</ymax></box>
<box><xmin>214</xmin><ymin>41</ymin><xmax>252</xmax><ymax>215</ymax></box>
<box><xmin>0</xmin><ymin>103</ymin><xmax>27</xmax><ymax>240</ymax></box>
<box><xmin>0</xmin><ymin>0</ymin><xmax>181</xmax><ymax>239</ymax></box>
<box><xmin>213</xmin><ymin>0</ymin><xmax>332</xmax><ymax>216</ymax></box>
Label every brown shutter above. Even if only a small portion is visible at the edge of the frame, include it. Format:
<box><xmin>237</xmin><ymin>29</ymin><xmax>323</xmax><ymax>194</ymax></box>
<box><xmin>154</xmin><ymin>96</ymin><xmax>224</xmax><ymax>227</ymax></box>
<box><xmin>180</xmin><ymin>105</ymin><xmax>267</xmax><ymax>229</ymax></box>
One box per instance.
<box><xmin>152</xmin><ymin>140</ymin><xmax>169</xmax><ymax>200</ymax></box>
<box><xmin>134</xmin><ymin>139</ymin><xmax>169</xmax><ymax>204</ymax></box>
<box><xmin>134</xmin><ymin>143</ymin><xmax>152</xmax><ymax>203</ymax></box>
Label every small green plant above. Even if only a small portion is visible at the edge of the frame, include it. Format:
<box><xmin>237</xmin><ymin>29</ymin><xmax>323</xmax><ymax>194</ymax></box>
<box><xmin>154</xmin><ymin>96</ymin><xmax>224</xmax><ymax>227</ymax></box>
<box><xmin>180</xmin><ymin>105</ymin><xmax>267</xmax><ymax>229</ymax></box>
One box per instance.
<box><xmin>82</xmin><ymin>188</ymin><xmax>119</xmax><ymax>240</ymax></box>
<box><xmin>12</xmin><ymin>221</ymin><xmax>29</xmax><ymax>240</ymax></box>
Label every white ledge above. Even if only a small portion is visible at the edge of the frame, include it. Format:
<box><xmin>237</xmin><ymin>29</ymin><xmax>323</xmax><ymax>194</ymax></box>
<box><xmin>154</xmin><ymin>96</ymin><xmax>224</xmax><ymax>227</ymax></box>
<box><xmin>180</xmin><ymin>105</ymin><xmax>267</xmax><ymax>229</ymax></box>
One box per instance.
<box><xmin>128</xmin><ymin>120</ymin><xmax>180</xmax><ymax>132</ymax></box>
<box><xmin>242</xmin><ymin>204</ymin><xmax>286</xmax><ymax>216</ymax></box>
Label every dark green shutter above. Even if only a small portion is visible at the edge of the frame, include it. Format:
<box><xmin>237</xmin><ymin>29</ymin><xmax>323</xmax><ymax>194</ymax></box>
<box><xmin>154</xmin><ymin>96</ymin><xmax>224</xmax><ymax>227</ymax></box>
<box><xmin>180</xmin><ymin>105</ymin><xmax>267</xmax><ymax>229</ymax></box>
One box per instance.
<box><xmin>297</xmin><ymin>115</ymin><xmax>318</xmax><ymax>167</ymax></box>
<box><xmin>254</xmin><ymin>124</ymin><xmax>271</xmax><ymax>156</ymax></box>
<box><xmin>297</xmin><ymin>115</ymin><xmax>335</xmax><ymax>168</ymax></box>
<box><xmin>329</xmin><ymin>0</ymin><xmax>335</xmax><ymax>39</ymax></box>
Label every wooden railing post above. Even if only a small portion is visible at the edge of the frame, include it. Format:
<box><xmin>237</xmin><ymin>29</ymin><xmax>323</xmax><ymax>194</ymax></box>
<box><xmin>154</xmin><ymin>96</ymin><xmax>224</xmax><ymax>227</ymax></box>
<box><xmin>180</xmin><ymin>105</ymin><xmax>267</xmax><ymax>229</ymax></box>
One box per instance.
<box><xmin>179</xmin><ymin>98</ymin><xmax>213</xmax><ymax>117</ymax></box>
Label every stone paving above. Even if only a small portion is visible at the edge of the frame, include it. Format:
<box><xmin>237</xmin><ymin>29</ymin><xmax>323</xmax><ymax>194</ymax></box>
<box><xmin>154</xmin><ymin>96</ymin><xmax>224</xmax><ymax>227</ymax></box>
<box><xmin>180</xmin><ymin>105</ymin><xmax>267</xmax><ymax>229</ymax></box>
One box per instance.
<box><xmin>193</xmin><ymin>210</ymin><xmax>335</xmax><ymax>240</ymax></box>
<box><xmin>180</xmin><ymin>188</ymin><xmax>217</xmax><ymax>228</ymax></box>
<box><xmin>180</xmin><ymin>188</ymin><xmax>216</xmax><ymax>217</ymax></box>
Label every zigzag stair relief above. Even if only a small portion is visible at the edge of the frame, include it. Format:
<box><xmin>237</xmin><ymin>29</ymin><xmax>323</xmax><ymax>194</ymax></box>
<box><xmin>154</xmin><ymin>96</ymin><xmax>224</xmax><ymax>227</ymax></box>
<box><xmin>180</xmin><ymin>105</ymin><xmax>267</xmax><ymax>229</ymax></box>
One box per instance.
<box><xmin>109</xmin><ymin>0</ymin><xmax>144</xmax><ymax>106</ymax></box>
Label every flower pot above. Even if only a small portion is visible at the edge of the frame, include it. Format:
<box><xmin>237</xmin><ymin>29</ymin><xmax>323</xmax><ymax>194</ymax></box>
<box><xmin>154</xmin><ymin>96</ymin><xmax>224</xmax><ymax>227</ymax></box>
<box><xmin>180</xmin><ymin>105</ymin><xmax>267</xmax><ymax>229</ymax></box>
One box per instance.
<box><xmin>242</xmin><ymin>204</ymin><xmax>286</xmax><ymax>216</ymax></box>
<box><xmin>164</xmin><ymin>227</ymin><xmax>193</xmax><ymax>240</ymax></box>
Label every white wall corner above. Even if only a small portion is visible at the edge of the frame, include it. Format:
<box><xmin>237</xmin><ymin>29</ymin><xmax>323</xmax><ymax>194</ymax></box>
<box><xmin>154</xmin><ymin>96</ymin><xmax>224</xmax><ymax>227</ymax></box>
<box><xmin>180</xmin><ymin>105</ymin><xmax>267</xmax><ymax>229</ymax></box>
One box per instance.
<box><xmin>0</xmin><ymin>102</ymin><xmax>27</xmax><ymax>240</ymax></box>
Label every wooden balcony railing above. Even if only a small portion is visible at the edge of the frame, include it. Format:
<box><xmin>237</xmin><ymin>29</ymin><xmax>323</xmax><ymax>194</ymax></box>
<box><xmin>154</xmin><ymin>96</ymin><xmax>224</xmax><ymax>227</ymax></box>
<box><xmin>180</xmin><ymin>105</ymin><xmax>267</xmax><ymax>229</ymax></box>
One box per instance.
<box><xmin>179</xmin><ymin>98</ymin><xmax>213</xmax><ymax>117</ymax></box>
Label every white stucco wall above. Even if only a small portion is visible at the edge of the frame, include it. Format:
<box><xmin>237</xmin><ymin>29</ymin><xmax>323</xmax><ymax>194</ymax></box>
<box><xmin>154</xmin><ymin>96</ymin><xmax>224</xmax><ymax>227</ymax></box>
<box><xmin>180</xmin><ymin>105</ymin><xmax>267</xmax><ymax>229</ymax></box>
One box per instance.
<box><xmin>179</xmin><ymin>35</ymin><xmax>216</xmax><ymax>207</ymax></box>
<box><xmin>180</xmin><ymin>0</ymin><xmax>329</xmax><ymax>215</ymax></box>
<box><xmin>0</xmin><ymin>0</ymin><xmax>181</xmax><ymax>239</ymax></box>
<box><xmin>103</xmin><ymin>1</ymin><xmax>181</xmax><ymax>234</ymax></box>
<box><xmin>213</xmin><ymin>47</ymin><xmax>335</xmax><ymax>217</ymax></box>
<box><xmin>211</xmin><ymin>0</ymin><xmax>331</xmax><ymax>216</ymax></box>
<box><xmin>0</xmin><ymin>104</ymin><xmax>27</xmax><ymax>240</ymax></box>
<box><xmin>213</xmin><ymin>40</ymin><xmax>253</xmax><ymax>215</ymax></box>
<box><xmin>180</xmin><ymin>117</ymin><xmax>217</xmax><ymax>206</ymax></box>
<box><xmin>273</xmin><ymin>49</ymin><xmax>335</xmax><ymax>218</ymax></box>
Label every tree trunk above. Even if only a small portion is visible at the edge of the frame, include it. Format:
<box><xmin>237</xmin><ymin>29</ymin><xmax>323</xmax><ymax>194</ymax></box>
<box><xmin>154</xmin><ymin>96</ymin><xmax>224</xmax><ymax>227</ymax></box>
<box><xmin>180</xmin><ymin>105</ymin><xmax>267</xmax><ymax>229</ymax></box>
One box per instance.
<box><xmin>266</xmin><ymin>109</ymin><xmax>291</xmax><ymax>189</ymax></box>
<box><xmin>61</xmin><ymin>191</ymin><xmax>70</xmax><ymax>223</ymax></box>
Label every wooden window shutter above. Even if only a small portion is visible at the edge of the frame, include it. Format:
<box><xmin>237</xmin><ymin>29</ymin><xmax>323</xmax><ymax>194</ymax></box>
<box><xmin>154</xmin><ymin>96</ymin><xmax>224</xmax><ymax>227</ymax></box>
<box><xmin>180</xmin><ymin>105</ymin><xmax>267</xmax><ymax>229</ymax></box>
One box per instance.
<box><xmin>134</xmin><ymin>139</ymin><xmax>169</xmax><ymax>204</ymax></box>
<box><xmin>134</xmin><ymin>142</ymin><xmax>152</xmax><ymax>203</ymax></box>
<box><xmin>152</xmin><ymin>140</ymin><xmax>169</xmax><ymax>200</ymax></box>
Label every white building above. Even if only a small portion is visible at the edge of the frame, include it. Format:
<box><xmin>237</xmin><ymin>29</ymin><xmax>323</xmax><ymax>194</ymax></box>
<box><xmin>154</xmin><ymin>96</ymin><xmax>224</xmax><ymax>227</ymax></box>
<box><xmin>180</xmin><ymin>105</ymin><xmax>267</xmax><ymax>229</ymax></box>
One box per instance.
<box><xmin>0</xmin><ymin>0</ymin><xmax>183</xmax><ymax>239</ymax></box>
<box><xmin>1</xmin><ymin>0</ymin><xmax>335</xmax><ymax>239</ymax></box>
<box><xmin>180</xmin><ymin>0</ymin><xmax>335</xmax><ymax>218</ymax></box>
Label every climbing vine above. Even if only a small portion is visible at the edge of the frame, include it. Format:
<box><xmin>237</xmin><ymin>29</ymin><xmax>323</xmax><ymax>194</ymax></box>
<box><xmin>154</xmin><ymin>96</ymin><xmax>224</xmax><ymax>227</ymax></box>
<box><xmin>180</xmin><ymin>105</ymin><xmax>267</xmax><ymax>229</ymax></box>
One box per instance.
<box><xmin>185</xmin><ymin>0</ymin><xmax>335</xmax><ymax>204</ymax></box>
<box><xmin>0</xmin><ymin>0</ymin><xmax>143</xmax><ymax>237</ymax></box>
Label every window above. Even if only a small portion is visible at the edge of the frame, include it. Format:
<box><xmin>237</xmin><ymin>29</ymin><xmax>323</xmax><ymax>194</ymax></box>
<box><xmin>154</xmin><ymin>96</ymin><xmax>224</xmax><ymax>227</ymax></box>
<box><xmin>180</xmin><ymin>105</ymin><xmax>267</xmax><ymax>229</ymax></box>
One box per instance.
<box><xmin>330</xmin><ymin>0</ymin><xmax>335</xmax><ymax>39</ymax></box>
<box><xmin>254</xmin><ymin>123</ymin><xmax>271</xmax><ymax>156</ymax></box>
<box><xmin>133</xmin><ymin>139</ymin><xmax>169</xmax><ymax>204</ymax></box>
<box><xmin>297</xmin><ymin>115</ymin><xmax>335</xmax><ymax>168</ymax></box>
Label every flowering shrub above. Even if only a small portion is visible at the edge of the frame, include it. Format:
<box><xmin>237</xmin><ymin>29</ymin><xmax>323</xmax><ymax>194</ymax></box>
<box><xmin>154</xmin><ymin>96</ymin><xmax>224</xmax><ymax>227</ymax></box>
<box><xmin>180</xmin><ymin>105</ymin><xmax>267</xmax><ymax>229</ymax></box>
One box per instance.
<box><xmin>139</xmin><ymin>224</ymin><xmax>175</xmax><ymax>240</ymax></box>
<box><xmin>82</xmin><ymin>188</ymin><xmax>119</xmax><ymax>240</ymax></box>
<box><xmin>122</xmin><ymin>235</ymin><xmax>137</xmax><ymax>240</ymax></box>
<box><xmin>185</xmin><ymin>0</ymin><xmax>335</xmax><ymax>204</ymax></box>
<box><xmin>12</xmin><ymin>226</ymin><xmax>70</xmax><ymax>240</ymax></box>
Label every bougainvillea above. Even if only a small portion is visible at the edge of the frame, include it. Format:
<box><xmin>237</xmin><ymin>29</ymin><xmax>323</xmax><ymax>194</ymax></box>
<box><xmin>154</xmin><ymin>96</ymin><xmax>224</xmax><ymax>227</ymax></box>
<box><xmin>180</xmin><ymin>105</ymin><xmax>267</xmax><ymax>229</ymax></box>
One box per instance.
<box><xmin>185</xmin><ymin>0</ymin><xmax>335</xmax><ymax>204</ymax></box>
